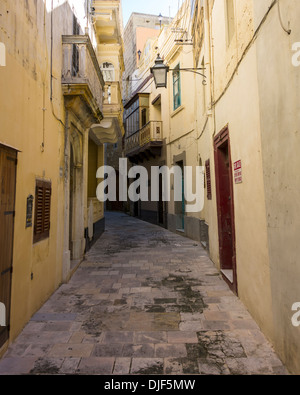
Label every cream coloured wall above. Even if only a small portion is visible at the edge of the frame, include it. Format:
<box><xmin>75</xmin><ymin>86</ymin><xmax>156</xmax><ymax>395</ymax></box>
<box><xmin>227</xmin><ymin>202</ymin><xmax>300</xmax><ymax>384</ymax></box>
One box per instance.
<box><xmin>208</xmin><ymin>0</ymin><xmax>274</xmax><ymax>338</ymax></box>
<box><xmin>253</xmin><ymin>0</ymin><xmax>300</xmax><ymax>375</ymax></box>
<box><xmin>207</xmin><ymin>0</ymin><xmax>300</xmax><ymax>374</ymax></box>
<box><xmin>125</xmin><ymin>0</ymin><xmax>300</xmax><ymax>374</ymax></box>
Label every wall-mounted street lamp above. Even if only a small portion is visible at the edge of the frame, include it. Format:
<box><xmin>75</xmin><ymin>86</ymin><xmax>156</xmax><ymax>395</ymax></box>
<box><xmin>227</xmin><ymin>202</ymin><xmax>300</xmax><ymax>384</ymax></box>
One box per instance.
<box><xmin>150</xmin><ymin>54</ymin><xmax>207</xmax><ymax>89</ymax></box>
<box><xmin>158</xmin><ymin>13</ymin><xmax>163</xmax><ymax>29</ymax></box>
<box><xmin>150</xmin><ymin>54</ymin><xmax>169</xmax><ymax>88</ymax></box>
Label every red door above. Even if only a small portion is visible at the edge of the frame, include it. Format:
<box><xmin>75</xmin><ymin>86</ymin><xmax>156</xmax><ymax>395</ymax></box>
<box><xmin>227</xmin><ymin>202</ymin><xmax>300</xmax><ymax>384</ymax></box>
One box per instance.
<box><xmin>214</xmin><ymin>128</ymin><xmax>237</xmax><ymax>294</ymax></box>
<box><xmin>0</xmin><ymin>145</ymin><xmax>17</xmax><ymax>348</ymax></box>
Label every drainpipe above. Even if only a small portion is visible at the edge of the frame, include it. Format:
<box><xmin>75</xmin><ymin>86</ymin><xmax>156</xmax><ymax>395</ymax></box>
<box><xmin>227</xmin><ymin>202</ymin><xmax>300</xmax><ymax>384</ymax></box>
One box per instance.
<box><xmin>204</xmin><ymin>0</ymin><xmax>214</xmax><ymax>136</ymax></box>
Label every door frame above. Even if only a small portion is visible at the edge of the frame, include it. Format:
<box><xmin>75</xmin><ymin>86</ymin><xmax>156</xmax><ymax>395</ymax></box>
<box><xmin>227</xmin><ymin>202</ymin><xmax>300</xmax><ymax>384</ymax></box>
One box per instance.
<box><xmin>214</xmin><ymin>126</ymin><xmax>237</xmax><ymax>294</ymax></box>
<box><xmin>173</xmin><ymin>152</ymin><xmax>186</xmax><ymax>231</ymax></box>
<box><xmin>0</xmin><ymin>144</ymin><xmax>18</xmax><ymax>349</ymax></box>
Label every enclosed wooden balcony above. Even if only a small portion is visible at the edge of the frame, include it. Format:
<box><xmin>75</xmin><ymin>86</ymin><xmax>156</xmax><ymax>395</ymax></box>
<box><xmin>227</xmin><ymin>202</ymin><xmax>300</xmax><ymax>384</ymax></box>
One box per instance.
<box><xmin>103</xmin><ymin>81</ymin><xmax>123</xmax><ymax>113</ymax></box>
<box><xmin>125</xmin><ymin>121</ymin><xmax>163</xmax><ymax>163</ymax></box>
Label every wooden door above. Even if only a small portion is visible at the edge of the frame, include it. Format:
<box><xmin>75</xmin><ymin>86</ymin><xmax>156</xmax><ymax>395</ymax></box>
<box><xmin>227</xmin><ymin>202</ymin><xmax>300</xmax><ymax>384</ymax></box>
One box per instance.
<box><xmin>214</xmin><ymin>128</ymin><xmax>237</xmax><ymax>294</ymax></box>
<box><xmin>0</xmin><ymin>145</ymin><xmax>17</xmax><ymax>348</ymax></box>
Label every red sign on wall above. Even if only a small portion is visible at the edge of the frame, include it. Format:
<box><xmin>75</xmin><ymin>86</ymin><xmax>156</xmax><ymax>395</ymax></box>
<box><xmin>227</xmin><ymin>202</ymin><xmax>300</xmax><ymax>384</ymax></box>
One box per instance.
<box><xmin>234</xmin><ymin>160</ymin><xmax>242</xmax><ymax>184</ymax></box>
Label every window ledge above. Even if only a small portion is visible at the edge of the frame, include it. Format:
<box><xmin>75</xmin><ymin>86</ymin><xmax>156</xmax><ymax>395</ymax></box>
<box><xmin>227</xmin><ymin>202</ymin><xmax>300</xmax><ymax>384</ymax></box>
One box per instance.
<box><xmin>171</xmin><ymin>105</ymin><xmax>185</xmax><ymax>118</ymax></box>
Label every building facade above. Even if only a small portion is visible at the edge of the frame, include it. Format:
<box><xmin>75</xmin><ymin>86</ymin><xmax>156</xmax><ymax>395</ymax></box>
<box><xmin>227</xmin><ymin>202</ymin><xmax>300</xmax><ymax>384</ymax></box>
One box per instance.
<box><xmin>123</xmin><ymin>12</ymin><xmax>171</xmax><ymax>102</ymax></box>
<box><xmin>105</xmin><ymin>11</ymin><xmax>171</xmax><ymax>213</ymax></box>
<box><xmin>0</xmin><ymin>0</ymin><xmax>124</xmax><ymax>357</ymax></box>
<box><xmin>123</xmin><ymin>0</ymin><xmax>300</xmax><ymax>374</ymax></box>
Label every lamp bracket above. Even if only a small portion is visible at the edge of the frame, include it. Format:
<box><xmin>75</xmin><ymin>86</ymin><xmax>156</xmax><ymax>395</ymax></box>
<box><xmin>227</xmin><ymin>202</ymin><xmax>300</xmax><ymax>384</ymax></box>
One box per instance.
<box><xmin>169</xmin><ymin>68</ymin><xmax>207</xmax><ymax>85</ymax></box>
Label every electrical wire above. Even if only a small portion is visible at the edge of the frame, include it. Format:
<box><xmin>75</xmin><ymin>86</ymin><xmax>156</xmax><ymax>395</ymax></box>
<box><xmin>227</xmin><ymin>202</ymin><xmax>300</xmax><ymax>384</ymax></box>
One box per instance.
<box><xmin>41</xmin><ymin>2</ymin><xmax>48</xmax><ymax>152</ymax></box>
<box><xmin>50</xmin><ymin>0</ymin><xmax>65</xmax><ymax>128</ymax></box>
<box><xmin>277</xmin><ymin>0</ymin><xmax>291</xmax><ymax>35</ymax></box>
<box><xmin>137</xmin><ymin>78</ymin><xmax>155</xmax><ymax>95</ymax></box>
<box><xmin>212</xmin><ymin>0</ymin><xmax>279</xmax><ymax>107</ymax></box>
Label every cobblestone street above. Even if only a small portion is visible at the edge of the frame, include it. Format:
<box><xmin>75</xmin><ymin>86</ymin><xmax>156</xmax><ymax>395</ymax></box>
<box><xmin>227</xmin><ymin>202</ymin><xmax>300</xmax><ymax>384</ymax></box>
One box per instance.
<box><xmin>0</xmin><ymin>212</ymin><xmax>287</xmax><ymax>375</ymax></box>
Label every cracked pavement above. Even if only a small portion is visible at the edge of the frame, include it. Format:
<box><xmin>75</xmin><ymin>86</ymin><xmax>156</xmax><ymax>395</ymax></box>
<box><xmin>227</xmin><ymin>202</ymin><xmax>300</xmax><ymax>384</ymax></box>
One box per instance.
<box><xmin>0</xmin><ymin>212</ymin><xmax>288</xmax><ymax>375</ymax></box>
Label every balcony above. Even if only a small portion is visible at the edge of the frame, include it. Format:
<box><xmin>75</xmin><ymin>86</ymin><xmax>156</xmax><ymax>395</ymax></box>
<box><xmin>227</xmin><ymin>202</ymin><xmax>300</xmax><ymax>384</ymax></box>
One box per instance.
<box><xmin>125</xmin><ymin>121</ymin><xmax>163</xmax><ymax>163</ymax></box>
<box><xmin>89</xmin><ymin>81</ymin><xmax>124</xmax><ymax>145</ymax></box>
<box><xmin>62</xmin><ymin>35</ymin><xmax>105</xmax><ymax>126</ymax></box>
<box><xmin>103</xmin><ymin>81</ymin><xmax>123</xmax><ymax>113</ymax></box>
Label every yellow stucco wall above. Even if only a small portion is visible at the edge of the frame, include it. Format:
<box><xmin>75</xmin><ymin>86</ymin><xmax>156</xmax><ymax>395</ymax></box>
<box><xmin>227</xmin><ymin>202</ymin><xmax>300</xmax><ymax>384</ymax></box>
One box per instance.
<box><xmin>0</xmin><ymin>0</ymin><xmax>107</xmax><ymax>352</ymax></box>
<box><xmin>0</xmin><ymin>0</ymin><xmax>67</xmax><ymax>345</ymax></box>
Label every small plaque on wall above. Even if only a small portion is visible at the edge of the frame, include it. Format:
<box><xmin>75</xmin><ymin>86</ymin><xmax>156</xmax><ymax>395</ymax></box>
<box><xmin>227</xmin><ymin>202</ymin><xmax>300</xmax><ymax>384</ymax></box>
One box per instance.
<box><xmin>26</xmin><ymin>195</ymin><xmax>34</xmax><ymax>228</ymax></box>
<box><xmin>234</xmin><ymin>160</ymin><xmax>242</xmax><ymax>184</ymax></box>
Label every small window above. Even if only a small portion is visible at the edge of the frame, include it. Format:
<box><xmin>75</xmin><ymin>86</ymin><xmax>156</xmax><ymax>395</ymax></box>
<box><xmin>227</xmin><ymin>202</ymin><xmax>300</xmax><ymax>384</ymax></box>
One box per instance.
<box><xmin>72</xmin><ymin>15</ymin><xmax>80</xmax><ymax>76</ymax></box>
<box><xmin>173</xmin><ymin>65</ymin><xmax>181</xmax><ymax>111</ymax></box>
<box><xmin>101</xmin><ymin>62</ymin><xmax>115</xmax><ymax>82</ymax></box>
<box><xmin>141</xmin><ymin>108</ymin><xmax>147</xmax><ymax>127</ymax></box>
<box><xmin>34</xmin><ymin>180</ymin><xmax>52</xmax><ymax>243</ymax></box>
<box><xmin>205</xmin><ymin>159</ymin><xmax>212</xmax><ymax>200</ymax></box>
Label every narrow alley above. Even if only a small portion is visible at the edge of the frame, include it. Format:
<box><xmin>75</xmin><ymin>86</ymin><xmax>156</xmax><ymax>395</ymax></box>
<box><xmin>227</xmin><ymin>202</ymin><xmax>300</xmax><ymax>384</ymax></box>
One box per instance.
<box><xmin>0</xmin><ymin>212</ymin><xmax>287</xmax><ymax>375</ymax></box>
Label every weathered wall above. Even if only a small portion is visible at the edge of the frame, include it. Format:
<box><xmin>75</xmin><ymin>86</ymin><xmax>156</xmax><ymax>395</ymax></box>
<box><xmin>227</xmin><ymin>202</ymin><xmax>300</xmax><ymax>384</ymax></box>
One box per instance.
<box><xmin>209</xmin><ymin>0</ymin><xmax>275</xmax><ymax>339</ymax></box>
<box><xmin>253</xmin><ymin>0</ymin><xmax>300</xmax><ymax>375</ymax></box>
<box><xmin>0</xmin><ymin>0</ymin><xmax>93</xmax><ymax>349</ymax></box>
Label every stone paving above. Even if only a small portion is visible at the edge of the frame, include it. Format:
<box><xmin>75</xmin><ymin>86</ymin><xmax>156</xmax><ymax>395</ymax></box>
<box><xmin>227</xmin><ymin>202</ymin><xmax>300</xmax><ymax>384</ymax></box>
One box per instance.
<box><xmin>0</xmin><ymin>212</ymin><xmax>288</xmax><ymax>375</ymax></box>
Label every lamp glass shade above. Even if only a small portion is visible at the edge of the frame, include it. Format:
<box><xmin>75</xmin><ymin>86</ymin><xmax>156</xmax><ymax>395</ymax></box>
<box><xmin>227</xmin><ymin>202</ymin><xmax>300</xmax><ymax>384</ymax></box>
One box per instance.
<box><xmin>151</xmin><ymin>55</ymin><xmax>169</xmax><ymax>88</ymax></box>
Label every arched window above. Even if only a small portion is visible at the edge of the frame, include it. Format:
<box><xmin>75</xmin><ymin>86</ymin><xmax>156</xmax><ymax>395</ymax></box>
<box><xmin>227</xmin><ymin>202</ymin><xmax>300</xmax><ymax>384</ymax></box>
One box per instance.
<box><xmin>101</xmin><ymin>62</ymin><xmax>115</xmax><ymax>82</ymax></box>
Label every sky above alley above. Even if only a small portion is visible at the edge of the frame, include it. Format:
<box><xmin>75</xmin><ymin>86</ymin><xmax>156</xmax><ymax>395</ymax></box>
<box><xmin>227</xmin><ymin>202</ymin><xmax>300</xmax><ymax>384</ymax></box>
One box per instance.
<box><xmin>122</xmin><ymin>0</ymin><xmax>181</xmax><ymax>27</ymax></box>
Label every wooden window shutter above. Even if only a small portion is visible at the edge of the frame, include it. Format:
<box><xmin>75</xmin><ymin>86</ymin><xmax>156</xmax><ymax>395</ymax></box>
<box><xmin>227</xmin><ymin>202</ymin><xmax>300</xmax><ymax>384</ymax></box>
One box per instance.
<box><xmin>33</xmin><ymin>180</ymin><xmax>52</xmax><ymax>243</ymax></box>
<box><xmin>205</xmin><ymin>159</ymin><xmax>212</xmax><ymax>200</ymax></box>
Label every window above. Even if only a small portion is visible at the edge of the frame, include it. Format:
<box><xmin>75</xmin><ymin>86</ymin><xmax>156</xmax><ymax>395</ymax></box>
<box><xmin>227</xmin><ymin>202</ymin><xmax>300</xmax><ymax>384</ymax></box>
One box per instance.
<box><xmin>225</xmin><ymin>0</ymin><xmax>235</xmax><ymax>45</ymax></box>
<box><xmin>141</xmin><ymin>108</ymin><xmax>147</xmax><ymax>127</ymax></box>
<box><xmin>34</xmin><ymin>180</ymin><xmax>52</xmax><ymax>243</ymax></box>
<box><xmin>125</xmin><ymin>97</ymin><xmax>140</xmax><ymax>137</ymax></box>
<box><xmin>101</xmin><ymin>62</ymin><xmax>115</xmax><ymax>82</ymax></box>
<box><xmin>72</xmin><ymin>15</ymin><xmax>80</xmax><ymax>76</ymax></box>
<box><xmin>205</xmin><ymin>159</ymin><xmax>212</xmax><ymax>200</ymax></box>
<box><xmin>173</xmin><ymin>65</ymin><xmax>181</xmax><ymax>111</ymax></box>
